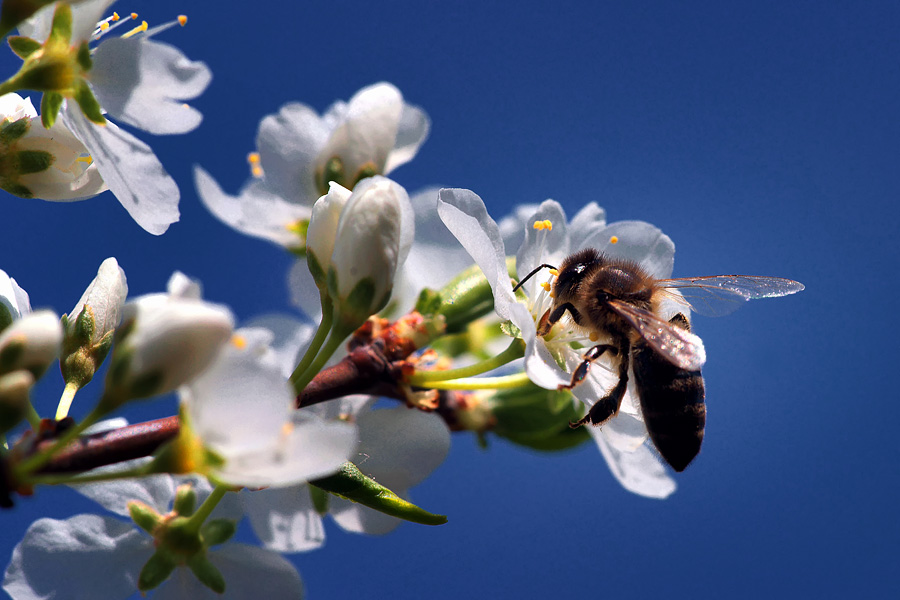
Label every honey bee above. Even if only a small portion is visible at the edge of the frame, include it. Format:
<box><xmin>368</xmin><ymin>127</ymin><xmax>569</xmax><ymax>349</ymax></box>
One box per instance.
<box><xmin>514</xmin><ymin>247</ymin><xmax>804</xmax><ymax>472</ymax></box>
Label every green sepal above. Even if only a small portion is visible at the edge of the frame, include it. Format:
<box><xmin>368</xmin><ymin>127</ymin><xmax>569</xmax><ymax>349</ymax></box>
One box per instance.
<box><xmin>0</xmin><ymin>182</ymin><xmax>32</xmax><ymax>198</ymax></box>
<box><xmin>15</xmin><ymin>149</ymin><xmax>52</xmax><ymax>174</ymax></box>
<box><xmin>311</xmin><ymin>461</ymin><xmax>447</xmax><ymax>526</ymax></box>
<box><xmin>499</xmin><ymin>319</ymin><xmax>521</xmax><ymax>339</ymax></box>
<box><xmin>351</xmin><ymin>161</ymin><xmax>378</xmax><ymax>187</ymax></box>
<box><xmin>309</xmin><ymin>484</ymin><xmax>329</xmax><ymax>515</ymax></box>
<box><xmin>71</xmin><ymin>305</ymin><xmax>95</xmax><ymax>346</ymax></box>
<box><xmin>338</xmin><ymin>276</ymin><xmax>377</xmax><ymax>330</ymax></box>
<box><xmin>39</xmin><ymin>91</ymin><xmax>62</xmax><ymax>128</ymax></box>
<box><xmin>138</xmin><ymin>550</ymin><xmax>177</xmax><ymax>592</ymax></box>
<box><xmin>315</xmin><ymin>155</ymin><xmax>345</xmax><ymax>195</ymax></box>
<box><xmin>413</xmin><ymin>287</ymin><xmax>442</xmax><ymax>316</ymax></box>
<box><xmin>73</xmin><ymin>79</ymin><xmax>104</xmax><ymax>124</ymax></box>
<box><xmin>306</xmin><ymin>251</ymin><xmax>326</xmax><ymax>290</ymax></box>
<box><xmin>173</xmin><ymin>484</ymin><xmax>197</xmax><ymax>516</ymax></box>
<box><xmin>47</xmin><ymin>2</ymin><xmax>72</xmax><ymax>45</ymax></box>
<box><xmin>0</xmin><ymin>305</ymin><xmax>14</xmax><ymax>334</ymax></box>
<box><xmin>7</xmin><ymin>36</ymin><xmax>40</xmax><ymax>60</ymax></box>
<box><xmin>75</xmin><ymin>41</ymin><xmax>91</xmax><ymax>72</ymax></box>
<box><xmin>188</xmin><ymin>554</ymin><xmax>226</xmax><ymax>594</ymax></box>
<box><xmin>0</xmin><ymin>339</ymin><xmax>25</xmax><ymax>373</ymax></box>
<box><xmin>0</xmin><ymin>116</ymin><xmax>29</xmax><ymax>144</ymax></box>
<box><xmin>128</xmin><ymin>500</ymin><xmax>162</xmax><ymax>535</ymax></box>
<box><xmin>0</xmin><ymin>371</ymin><xmax>31</xmax><ymax>434</ymax></box>
<box><xmin>200</xmin><ymin>518</ymin><xmax>237</xmax><ymax>546</ymax></box>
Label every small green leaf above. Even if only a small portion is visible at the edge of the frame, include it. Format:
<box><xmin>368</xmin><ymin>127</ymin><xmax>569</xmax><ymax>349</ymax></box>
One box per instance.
<box><xmin>128</xmin><ymin>500</ymin><xmax>161</xmax><ymax>535</ymax></box>
<box><xmin>73</xmin><ymin>80</ymin><xmax>104</xmax><ymax>125</ymax></box>
<box><xmin>188</xmin><ymin>555</ymin><xmax>226</xmax><ymax>594</ymax></box>
<box><xmin>311</xmin><ymin>462</ymin><xmax>447</xmax><ymax>526</ymax></box>
<box><xmin>138</xmin><ymin>550</ymin><xmax>177</xmax><ymax>592</ymax></box>
<box><xmin>200</xmin><ymin>519</ymin><xmax>237</xmax><ymax>546</ymax></box>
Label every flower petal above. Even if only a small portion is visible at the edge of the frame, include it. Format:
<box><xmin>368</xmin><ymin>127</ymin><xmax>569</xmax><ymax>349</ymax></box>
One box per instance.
<box><xmin>90</xmin><ymin>38</ymin><xmax>211</xmax><ymax>135</ymax></box>
<box><xmin>591</xmin><ymin>430</ymin><xmax>676</xmax><ymax>499</ymax></box>
<box><xmin>242</xmin><ymin>486</ymin><xmax>325</xmax><ymax>553</ymax></box>
<box><xmin>62</xmin><ymin>106</ymin><xmax>179</xmax><ymax>235</ymax></box>
<box><xmin>583</xmin><ymin>220</ymin><xmax>675</xmax><ymax>279</ymax></box>
<box><xmin>2</xmin><ymin>514</ymin><xmax>149</xmax><ymax>600</ymax></box>
<box><xmin>383</xmin><ymin>103</ymin><xmax>431</xmax><ymax>174</ymax></box>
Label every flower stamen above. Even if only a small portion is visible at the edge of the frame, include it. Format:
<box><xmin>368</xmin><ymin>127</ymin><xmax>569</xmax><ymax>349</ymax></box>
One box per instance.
<box><xmin>247</xmin><ymin>152</ymin><xmax>263</xmax><ymax>178</ymax></box>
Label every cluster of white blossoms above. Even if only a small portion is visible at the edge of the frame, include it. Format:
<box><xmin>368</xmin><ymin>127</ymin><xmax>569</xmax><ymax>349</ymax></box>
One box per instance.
<box><xmin>0</xmin><ymin>1</ymin><xmax>800</xmax><ymax>598</ymax></box>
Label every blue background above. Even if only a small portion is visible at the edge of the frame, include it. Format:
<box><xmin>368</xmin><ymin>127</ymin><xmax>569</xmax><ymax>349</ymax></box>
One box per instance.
<box><xmin>1</xmin><ymin>0</ymin><xmax>897</xmax><ymax>598</ymax></box>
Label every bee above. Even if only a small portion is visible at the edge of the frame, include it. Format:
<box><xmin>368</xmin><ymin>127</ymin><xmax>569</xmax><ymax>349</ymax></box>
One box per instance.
<box><xmin>514</xmin><ymin>247</ymin><xmax>804</xmax><ymax>472</ymax></box>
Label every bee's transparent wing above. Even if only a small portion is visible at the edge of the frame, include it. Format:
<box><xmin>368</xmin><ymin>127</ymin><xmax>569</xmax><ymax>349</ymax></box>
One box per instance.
<box><xmin>608</xmin><ymin>300</ymin><xmax>706</xmax><ymax>371</ymax></box>
<box><xmin>657</xmin><ymin>276</ymin><xmax>804</xmax><ymax>317</ymax></box>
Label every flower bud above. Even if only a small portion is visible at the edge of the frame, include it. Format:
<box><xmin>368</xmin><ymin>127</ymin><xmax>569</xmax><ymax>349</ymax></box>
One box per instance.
<box><xmin>0</xmin><ymin>369</ymin><xmax>34</xmax><ymax>433</ymax></box>
<box><xmin>60</xmin><ymin>257</ymin><xmax>127</xmax><ymax>388</ymax></box>
<box><xmin>103</xmin><ymin>273</ymin><xmax>233</xmax><ymax>408</ymax></box>
<box><xmin>0</xmin><ymin>267</ymin><xmax>31</xmax><ymax>333</ymax></box>
<box><xmin>306</xmin><ymin>176</ymin><xmax>414</xmax><ymax>330</ymax></box>
<box><xmin>0</xmin><ymin>309</ymin><xmax>62</xmax><ymax>379</ymax></box>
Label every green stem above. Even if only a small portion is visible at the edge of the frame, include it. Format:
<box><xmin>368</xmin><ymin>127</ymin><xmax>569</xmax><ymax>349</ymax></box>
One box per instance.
<box><xmin>407</xmin><ymin>338</ymin><xmax>525</xmax><ymax>385</ymax></box>
<box><xmin>291</xmin><ymin>322</ymin><xmax>353</xmax><ymax>394</ymax></box>
<box><xmin>184</xmin><ymin>484</ymin><xmax>229</xmax><ymax>533</ymax></box>
<box><xmin>422</xmin><ymin>371</ymin><xmax>533</xmax><ymax>391</ymax></box>
<box><xmin>289</xmin><ymin>294</ymin><xmax>334</xmax><ymax>393</ymax></box>
<box><xmin>14</xmin><ymin>405</ymin><xmax>105</xmax><ymax>478</ymax></box>
<box><xmin>28</xmin><ymin>464</ymin><xmax>150</xmax><ymax>486</ymax></box>
<box><xmin>24</xmin><ymin>398</ymin><xmax>40</xmax><ymax>430</ymax></box>
<box><xmin>55</xmin><ymin>382</ymin><xmax>79</xmax><ymax>420</ymax></box>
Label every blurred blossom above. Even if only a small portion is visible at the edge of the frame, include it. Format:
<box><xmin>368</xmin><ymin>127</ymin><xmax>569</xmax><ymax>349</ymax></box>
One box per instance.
<box><xmin>0</xmin><ymin>309</ymin><xmax>63</xmax><ymax>379</ymax></box>
<box><xmin>0</xmin><ymin>92</ymin><xmax>106</xmax><ymax>200</ymax></box>
<box><xmin>180</xmin><ymin>327</ymin><xmax>357</xmax><ymax>488</ymax></box>
<box><xmin>0</xmin><ymin>268</ymin><xmax>31</xmax><ymax>332</ymax></box>
<box><xmin>15</xmin><ymin>1</ymin><xmax>212</xmax><ymax>234</ymax></box>
<box><xmin>2</xmin><ymin>473</ymin><xmax>302</xmax><ymax>599</ymax></box>
<box><xmin>437</xmin><ymin>188</ymin><xmax>678</xmax><ymax>498</ymax></box>
<box><xmin>194</xmin><ymin>81</ymin><xmax>429</xmax><ymax>250</ymax></box>
<box><xmin>106</xmin><ymin>272</ymin><xmax>233</xmax><ymax>403</ymax></box>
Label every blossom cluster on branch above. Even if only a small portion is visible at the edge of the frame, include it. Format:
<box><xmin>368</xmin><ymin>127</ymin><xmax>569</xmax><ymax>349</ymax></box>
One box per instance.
<box><xmin>0</xmin><ymin>1</ymin><xmax>804</xmax><ymax>598</ymax></box>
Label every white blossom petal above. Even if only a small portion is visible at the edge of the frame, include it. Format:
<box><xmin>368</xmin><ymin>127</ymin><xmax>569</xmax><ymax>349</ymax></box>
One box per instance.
<box><xmin>383</xmin><ymin>103</ymin><xmax>431</xmax><ymax>174</ymax></box>
<box><xmin>61</xmin><ymin>106</ymin><xmax>179</xmax><ymax>235</ymax></box>
<box><xmin>90</xmin><ymin>37</ymin><xmax>211</xmax><ymax>135</ymax></box>
<box><xmin>242</xmin><ymin>486</ymin><xmax>325</xmax><ymax>554</ymax></box>
<box><xmin>591</xmin><ymin>430</ymin><xmax>676</xmax><ymax>499</ymax></box>
<box><xmin>2</xmin><ymin>514</ymin><xmax>149</xmax><ymax>600</ymax></box>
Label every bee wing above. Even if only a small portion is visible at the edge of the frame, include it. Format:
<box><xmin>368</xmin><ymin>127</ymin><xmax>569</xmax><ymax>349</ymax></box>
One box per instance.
<box><xmin>656</xmin><ymin>275</ymin><xmax>805</xmax><ymax>317</ymax></box>
<box><xmin>608</xmin><ymin>300</ymin><xmax>706</xmax><ymax>371</ymax></box>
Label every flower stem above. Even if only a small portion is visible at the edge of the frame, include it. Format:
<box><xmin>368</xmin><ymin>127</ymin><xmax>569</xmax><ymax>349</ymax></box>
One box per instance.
<box><xmin>407</xmin><ymin>338</ymin><xmax>525</xmax><ymax>385</ymax></box>
<box><xmin>421</xmin><ymin>371</ymin><xmax>533</xmax><ymax>391</ymax></box>
<box><xmin>28</xmin><ymin>463</ymin><xmax>150</xmax><ymax>486</ymax></box>
<box><xmin>291</xmin><ymin>322</ymin><xmax>353</xmax><ymax>394</ymax></box>
<box><xmin>24</xmin><ymin>398</ymin><xmax>40</xmax><ymax>430</ymax></box>
<box><xmin>290</xmin><ymin>295</ymin><xmax>334</xmax><ymax>393</ymax></box>
<box><xmin>55</xmin><ymin>382</ymin><xmax>79</xmax><ymax>420</ymax></box>
<box><xmin>184</xmin><ymin>484</ymin><xmax>229</xmax><ymax>533</ymax></box>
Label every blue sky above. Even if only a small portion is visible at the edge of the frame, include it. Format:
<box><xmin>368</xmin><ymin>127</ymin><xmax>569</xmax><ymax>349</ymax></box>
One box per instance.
<box><xmin>1</xmin><ymin>0</ymin><xmax>898</xmax><ymax>598</ymax></box>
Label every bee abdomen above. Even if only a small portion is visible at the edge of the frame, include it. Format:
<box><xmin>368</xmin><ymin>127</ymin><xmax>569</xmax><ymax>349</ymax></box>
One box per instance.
<box><xmin>632</xmin><ymin>343</ymin><xmax>706</xmax><ymax>472</ymax></box>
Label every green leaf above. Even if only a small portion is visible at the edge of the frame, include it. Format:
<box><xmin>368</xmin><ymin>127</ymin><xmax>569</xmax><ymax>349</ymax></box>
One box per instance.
<box><xmin>311</xmin><ymin>462</ymin><xmax>447</xmax><ymax>526</ymax></box>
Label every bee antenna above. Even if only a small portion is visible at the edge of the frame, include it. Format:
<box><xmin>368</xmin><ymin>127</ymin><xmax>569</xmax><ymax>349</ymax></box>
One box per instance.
<box><xmin>513</xmin><ymin>263</ymin><xmax>557</xmax><ymax>293</ymax></box>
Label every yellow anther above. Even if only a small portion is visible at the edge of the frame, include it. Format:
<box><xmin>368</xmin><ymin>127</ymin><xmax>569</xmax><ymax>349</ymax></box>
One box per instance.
<box><xmin>610</xmin><ymin>235</ymin><xmax>619</xmax><ymax>244</ymax></box>
<box><xmin>131</xmin><ymin>13</ymin><xmax>138</xmax><ymax>20</ymax></box>
<box><xmin>532</xmin><ymin>220</ymin><xmax>544</xmax><ymax>230</ymax></box>
<box><xmin>281</xmin><ymin>422</ymin><xmax>295</xmax><ymax>437</ymax></box>
<box><xmin>549</xmin><ymin>290</ymin><xmax>556</xmax><ymax>298</ymax></box>
<box><xmin>589</xmin><ymin>332</ymin><xmax>599</xmax><ymax>342</ymax></box>
<box><xmin>248</xmin><ymin>152</ymin><xmax>261</xmax><ymax>164</ymax></box>
<box><xmin>548</xmin><ymin>268</ymin><xmax>559</xmax><ymax>277</ymax></box>
<box><xmin>178</xmin><ymin>15</ymin><xmax>188</xmax><ymax>26</ymax></box>
<box><xmin>112</xmin><ymin>12</ymin><xmax>119</xmax><ymax>21</ymax></box>
<box><xmin>542</xmin><ymin>220</ymin><xmax>553</xmax><ymax>230</ymax></box>
<box><xmin>248</xmin><ymin>152</ymin><xmax>263</xmax><ymax>178</ymax></box>
<box><xmin>231</xmin><ymin>334</ymin><xmax>247</xmax><ymax>349</ymax></box>
<box><xmin>540</xmin><ymin>282</ymin><xmax>552</xmax><ymax>292</ymax></box>
<box><xmin>532</xmin><ymin>219</ymin><xmax>554</xmax><ymax>230</ymax></box>
<box><xmin>100</xmin><ymin>22</ymin><xmax>109</xmax><ymax>31</ymax></box>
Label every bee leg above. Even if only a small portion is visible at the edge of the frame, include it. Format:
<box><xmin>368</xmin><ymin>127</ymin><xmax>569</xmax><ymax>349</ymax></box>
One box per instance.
<box><xmin>537</xmin><ymin>302</ymin><xmax>580</xmax><ymax>336</ymax></box>
<box><xmin>569</xmin><ymin>346</ymin><xmax>631</xmax><ymax>428</ymax></box>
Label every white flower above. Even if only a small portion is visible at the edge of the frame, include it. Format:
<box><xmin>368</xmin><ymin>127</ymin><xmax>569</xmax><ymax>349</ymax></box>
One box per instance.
<box><xmin>3</xmin><ymin>474</ymin><xmax>303</xmax><ymax>599</ymax></box>
<box><xmin>437</xmin><ymin>188</ymin><xmax>677</xmax><ymax>498</ymax></box>
<box><xmin>0</xmin><ymin>93</ymin><xmax>106</xmax><ymax>200</ymax></box>
<box><xmin>18</xmin><ymin>1</ymin><xmax>212</xmax><ymax>234</ymax></box>
<box><xmin>180</xmin><ymin>327</ymin><xmax>357</xmax><ymax>488</ymax></box>
<box><xmin>0</xmin><ymin>309</ymin><xmax>63</xmax><ymax>378</ymax></box>
<box><xmin>194</xmin><ymin>81</ymin><xmax>429</xmax><ymax>249</ymax></box>
<box><xmin>108</xmin><ymin>272</ymin><xmax>233</xmax><ymax>402</ymax></box>
<box><xmin>0</xmin><ymin>268</ymin><xmax>31</xmax><ymax>330</ymax></box>
<box><xmin>66</xmin><ymin>256</ymin><xmax>127</xmax><ymax>344</ymax></box>
<box><xmin>306</xmin><ymin>176</ymin><xmax>414</xmax><ymax>328</ymax></box>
